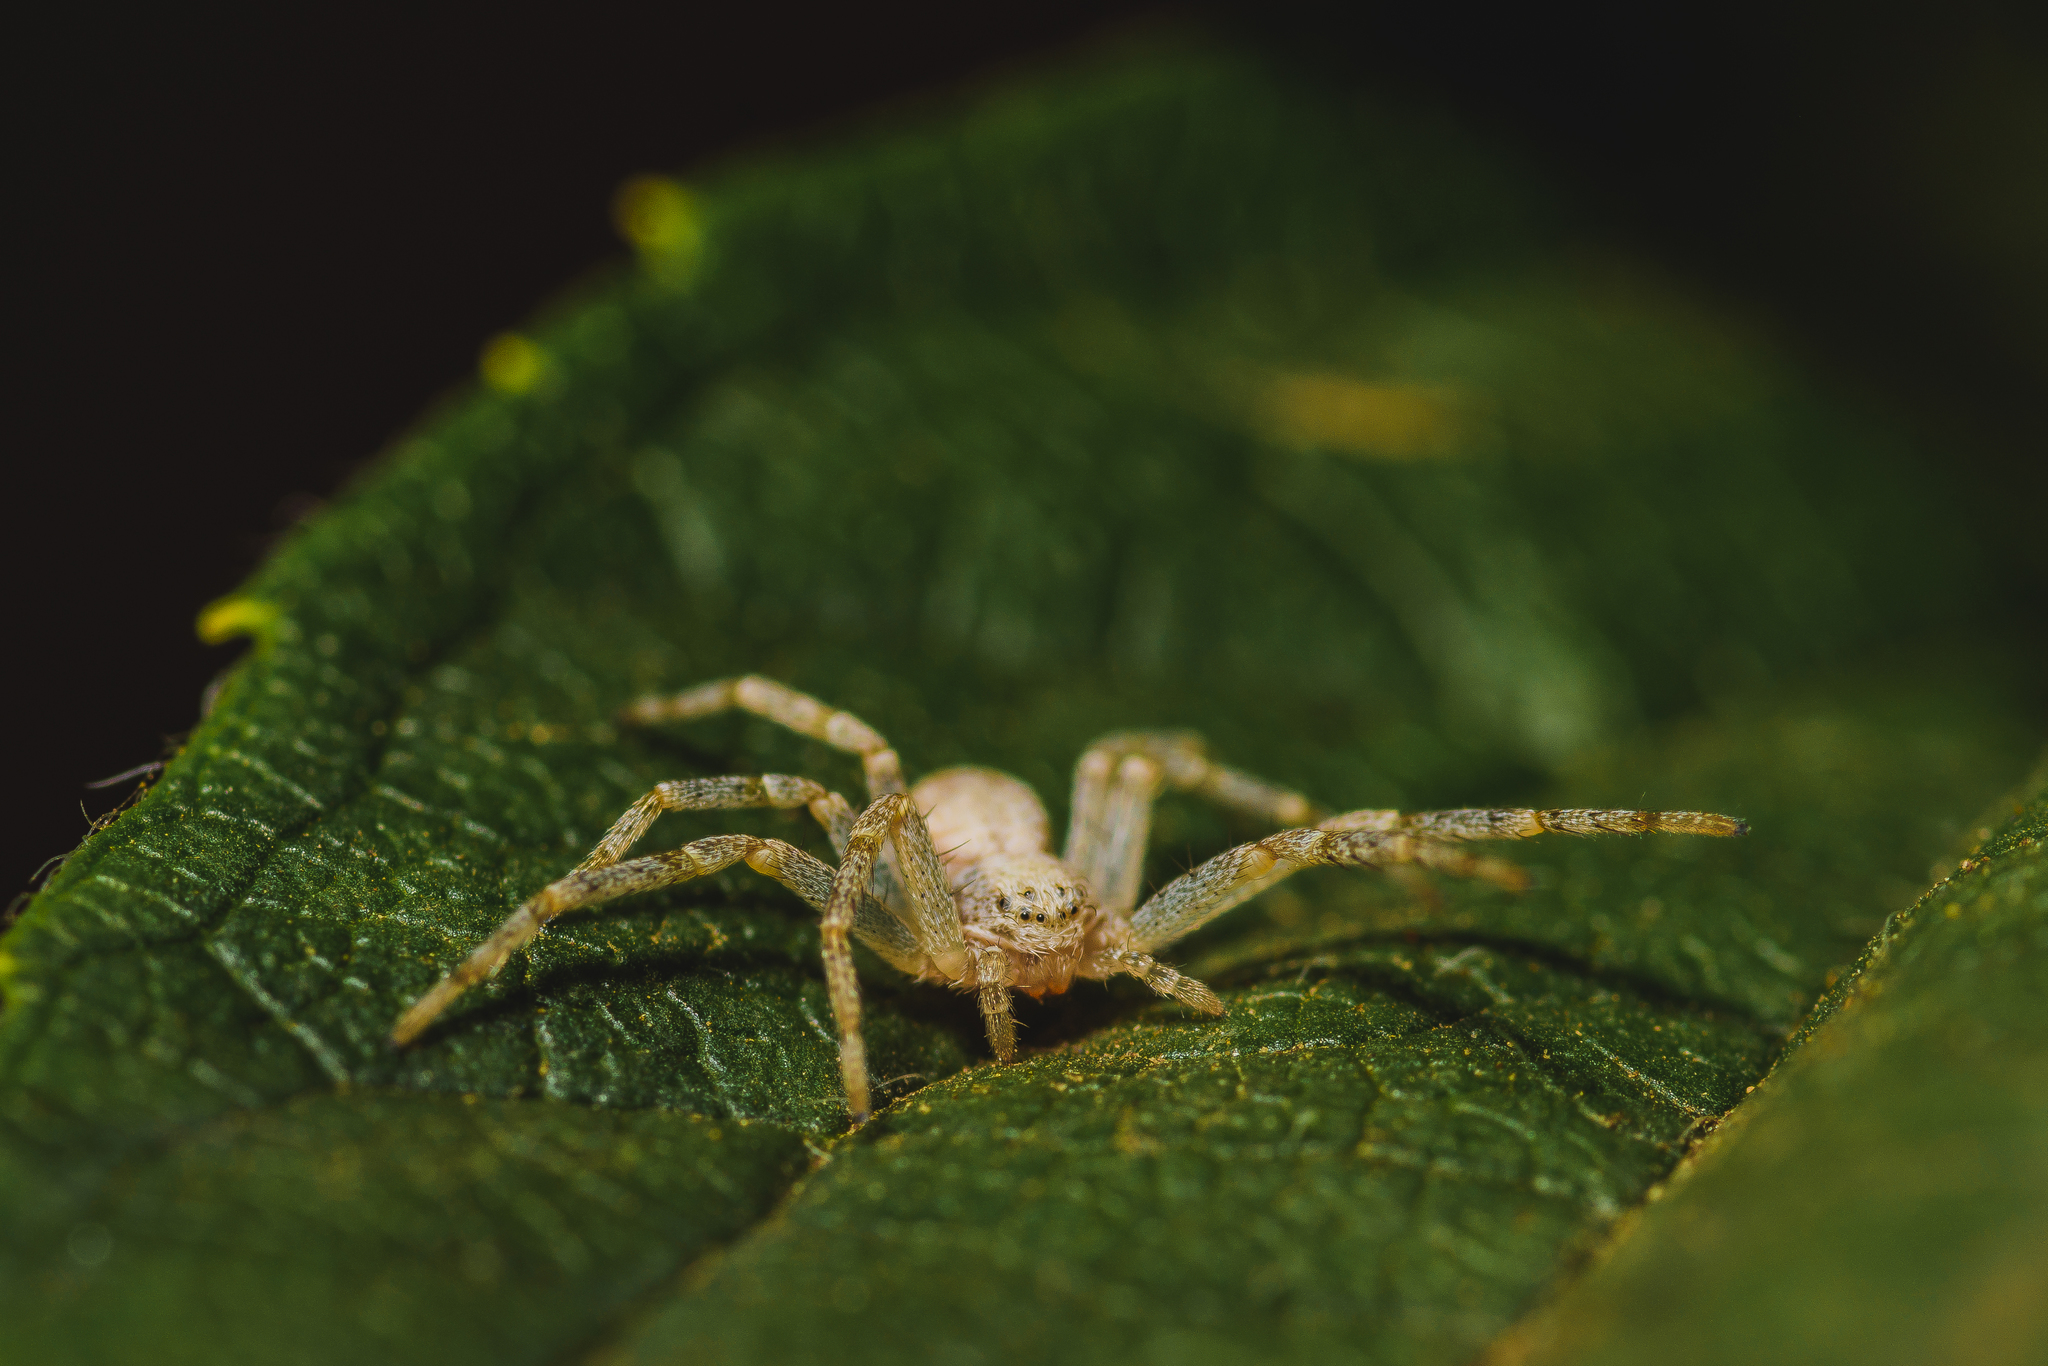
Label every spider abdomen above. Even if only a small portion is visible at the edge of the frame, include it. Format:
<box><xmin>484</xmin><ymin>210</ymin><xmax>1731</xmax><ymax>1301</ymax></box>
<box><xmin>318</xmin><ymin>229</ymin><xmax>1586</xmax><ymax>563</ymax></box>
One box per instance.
<box><xmin>910</xmin><ymin>766</ymin><xmax>1054</xmax><ymax>883</ymax></box>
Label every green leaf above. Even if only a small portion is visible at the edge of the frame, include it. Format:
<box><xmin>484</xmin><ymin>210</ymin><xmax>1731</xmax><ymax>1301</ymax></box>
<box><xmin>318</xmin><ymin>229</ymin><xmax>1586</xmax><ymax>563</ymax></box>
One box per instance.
<box><xmin>2</xmin><ymin>45</ymin><xmax>2038</xmax><ymax>1366</ymax></box>
<box><xmin>596</xmin><ymin>686</ymin><xmax>2032</xmax><ymax>1366</ymax></box>
<box><xmin>4</xmin><ymin>1095</ymin><xmax>803</xmax><ymax>1365</ymax></box>
<box><xmin>1491</xmin><ymin>765</ymin><xmax>2048</xmax><ymax>1366</ymax></box>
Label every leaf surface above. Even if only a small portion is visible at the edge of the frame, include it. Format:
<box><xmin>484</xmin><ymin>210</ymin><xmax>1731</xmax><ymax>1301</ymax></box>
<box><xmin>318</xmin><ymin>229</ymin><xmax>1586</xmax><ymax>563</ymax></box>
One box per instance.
<box><xmin>1491</xmin><ymin>765</ymin><xmax>2048</xmax><ymax>1366</ymax></box>
<box><xmin>2</xmin><ymin>47</ymin><xmax>2039</xmax><ymax>1366</ymax></box>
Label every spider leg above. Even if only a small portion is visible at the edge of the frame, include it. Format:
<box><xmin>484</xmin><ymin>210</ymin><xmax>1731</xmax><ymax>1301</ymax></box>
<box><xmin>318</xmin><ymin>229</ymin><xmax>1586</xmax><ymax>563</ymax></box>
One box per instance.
<box><xmin>620</xmin><ymin>675</ymin><xmax>905</xmax><ymax>798</ymax></box>
<box><xmin>1120</xmin><ymin>804</ymin><xmax>1747</xmax><ymax>955</ymax></box>
<box><xmin>826</xmin><ymin>794</ymin><xmax>982</xmax><ymax>1120</ymax></box>
<box><xmin>389</xmin><ymin>833</ymin><xmax>915</xmax><ymax>1046</ymax></box>
<box><xmin>389</xmin><ymin>773</ymin><xmax>907</xmax><ymax>1047</ymax></box>
<box><xmin>1322</xmin><ymin>806</ymin><xmax>1748</xmax><ymax>841</ymax></box>
<box><xmin>621</xmin><ymin>678</ymin><xmax>913</xmax><ymax>910</ymax></box>
<box><xmin>577</xmin><ymin>773</ymin><xmax>856</xmax><ymax>869</ymax></box>
<box><xmin>1064</xmin><ymin>731</ymin><xmax>1317</xmax><ymax>913</ymax></box>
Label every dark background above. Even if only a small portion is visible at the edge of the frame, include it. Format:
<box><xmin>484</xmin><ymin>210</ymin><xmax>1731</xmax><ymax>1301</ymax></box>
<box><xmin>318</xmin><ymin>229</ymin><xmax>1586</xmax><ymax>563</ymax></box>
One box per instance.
<box><xmin>9</xmin><ymin>1</ymin><xmax>2045</xmax><ymax>904</ymax></box>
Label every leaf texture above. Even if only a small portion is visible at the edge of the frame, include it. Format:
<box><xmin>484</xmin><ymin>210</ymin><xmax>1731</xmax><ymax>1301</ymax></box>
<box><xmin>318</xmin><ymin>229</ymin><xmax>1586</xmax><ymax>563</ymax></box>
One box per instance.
<box><xmin>1492</xmin><ymin>765</ymin><xmax>2048</xmax><ymax>1366</ymax></box>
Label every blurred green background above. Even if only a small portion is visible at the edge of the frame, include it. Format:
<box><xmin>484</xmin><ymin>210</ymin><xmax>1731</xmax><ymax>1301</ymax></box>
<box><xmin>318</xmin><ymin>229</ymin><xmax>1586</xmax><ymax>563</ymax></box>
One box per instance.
<box><xmin>11</xmin><ymin>0</ymin><xmax>2047</xmax><ymax>895</ymax></box>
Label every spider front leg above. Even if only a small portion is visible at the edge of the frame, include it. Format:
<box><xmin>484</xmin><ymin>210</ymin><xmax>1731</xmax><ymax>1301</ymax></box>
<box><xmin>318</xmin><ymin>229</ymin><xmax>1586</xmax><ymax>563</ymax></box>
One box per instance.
<box><xmin>823</xmin><ymin>793</ymin><xmax>989</xmax><ymax>1121</ymax></box>
<box><xmin>1133</xmin><ymin>804</ymin><xmax>1752</xmax><ymax>954</ymax></box>
<box><xmin>1089</xmin><ymin>803</ymin><xmax>1748</xmax><ymax>1004</ymax></box>
<box><xmin>390</xmin><ymin>773</ymin><xmax>867</xmax><ymax>1046</ymax></box>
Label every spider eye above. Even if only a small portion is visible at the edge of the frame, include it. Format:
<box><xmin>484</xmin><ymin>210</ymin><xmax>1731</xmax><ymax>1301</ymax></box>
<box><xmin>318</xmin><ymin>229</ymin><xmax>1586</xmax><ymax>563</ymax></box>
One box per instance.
<box><xmin>997</xmin><ymin>896</ymin><xmax>1009</xmax><ymax>911</ymax></box>
<box><xmin>1035</xmin><ymin>912</ymin><xmax>1046</xmax><ymax>923</ymax></box>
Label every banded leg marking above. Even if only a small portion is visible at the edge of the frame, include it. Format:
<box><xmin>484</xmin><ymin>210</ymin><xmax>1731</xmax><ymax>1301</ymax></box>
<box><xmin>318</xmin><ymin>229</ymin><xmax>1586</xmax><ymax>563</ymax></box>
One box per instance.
<box><xmin>824</xmin><ymin>794</ymin><xmax>975</xmax><ymax>1121</ymax></box>
<box><xmin>621</xmin><ymin>675</ymin><xmax>906</xmax><ymax>798</ymax></box>
<box><xmin>392</xmin><ymin>833</ymin><xmax>822</xmax><ymax>1046</ymax></box>
<box><xmin>1127</xmin><ymin>804</ymin><xmax>1746</xmax><ymax>954</ymax></box>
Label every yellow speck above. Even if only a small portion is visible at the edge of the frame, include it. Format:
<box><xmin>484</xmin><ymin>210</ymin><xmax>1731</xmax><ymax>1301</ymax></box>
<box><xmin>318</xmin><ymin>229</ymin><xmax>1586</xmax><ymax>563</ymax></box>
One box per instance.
<box><xmin>1253</xmin><ymin>371</ymin><xmax>1465</xmax><ymax>459</ymax></box>
<box><xmin>613</xmin><ymin>175</ymin><xmax>704</xmax><ymax>282</ymax></box>
<box><xmin>196</xmin><ymin>596</ymin><xmax>281</xmax><ymax>645</ymax></box>
<box><xmin>1946</xmin><ymin>902</ymin><xmax>1963</xmax><ymax>918</ymax></box>
<box><xmin>480</xmin><ymin>332</ymin><xmax>546</xmax><ymax>394</ymax></box>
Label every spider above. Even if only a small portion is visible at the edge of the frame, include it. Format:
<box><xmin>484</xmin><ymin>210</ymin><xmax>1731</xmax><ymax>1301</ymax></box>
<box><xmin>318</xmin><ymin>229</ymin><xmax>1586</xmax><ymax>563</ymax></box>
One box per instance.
<box><xmin>391</xmin><ymin>676</ymin><xmax>1746</xmax><ymax>1120</ymax></box>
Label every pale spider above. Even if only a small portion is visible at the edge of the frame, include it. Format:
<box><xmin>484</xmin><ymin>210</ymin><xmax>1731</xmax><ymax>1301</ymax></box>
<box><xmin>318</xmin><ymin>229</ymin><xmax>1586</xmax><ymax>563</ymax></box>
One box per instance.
<box><xmin>392</xmin><ymin>676</ymin><xmax>1746</xmax><ymax>1120</ymax></box>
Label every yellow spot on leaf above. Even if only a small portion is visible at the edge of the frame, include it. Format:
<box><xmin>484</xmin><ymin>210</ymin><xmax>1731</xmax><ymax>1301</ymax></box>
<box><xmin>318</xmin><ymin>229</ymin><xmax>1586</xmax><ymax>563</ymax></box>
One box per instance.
<box><xmin>480</xmin><ymin>333</ymin><xmax>546</xmax><ymax>394</ymax></box>
<box><xmin>614</xmin><ymin>175</ymin><xmax>704</xmax><ymax>283</ymax></box>
<box><xmin>1255</xmin><ymin>371</ymin><xmax>1464</xmax><ymax>459</ymax></box>
<box><xmin>196</xmin><ymin>596</ymin><xmax>281</xmax><ymax>645</ymax></box>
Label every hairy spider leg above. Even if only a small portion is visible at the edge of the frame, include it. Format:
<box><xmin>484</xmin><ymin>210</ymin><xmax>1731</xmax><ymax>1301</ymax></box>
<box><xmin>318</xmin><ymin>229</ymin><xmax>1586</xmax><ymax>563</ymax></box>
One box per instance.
<box><xmin>1323</xmin><ymin>807</ymin><xmax>1749</xmax><ymax>841</ymax></box>
<box><xmin>1120</xmin><ymin>805</ymin><xmax>1749</xmax><ymax>956</ymax></box>
<box><xmin>389</xmin><ymin>773</ymin><xmax>885</xmax><ymax>1047</ymax></box>
<box><xmin>578</xmin><ymin>773</ymin><xmax>856</xmax><ymax>869</ymax></box>
<box><xmin>620</xmin><ymin>675</ymin><xmax>906</xmax><ymax>799</ymax></box>
<box><xmin>394</xmin><ymin>835</ymin><xmax>818</xmax><ymax>1046</ymax></box>
<box><xmin>1065</xmin><ymin>731</ymin><xmax>1319</xmax><ymax>914</ymax></box>
<box><xmin>826</xmin><ymin>793</ymin><xmax>989</xmax><ymax>1120</ymax></box>
<box><xmin>621</xmin><ymin>675</ymin><xmax>914</xmax><ymax>911</ymax></box>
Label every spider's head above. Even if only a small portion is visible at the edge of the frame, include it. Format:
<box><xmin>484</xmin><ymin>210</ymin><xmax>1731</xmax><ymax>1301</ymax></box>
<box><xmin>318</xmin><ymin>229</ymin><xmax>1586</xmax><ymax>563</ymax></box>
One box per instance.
<box><xmin>957</xmin><ymin>852</ymin><xmax>1092</xmax><ymax>957</ymax></box>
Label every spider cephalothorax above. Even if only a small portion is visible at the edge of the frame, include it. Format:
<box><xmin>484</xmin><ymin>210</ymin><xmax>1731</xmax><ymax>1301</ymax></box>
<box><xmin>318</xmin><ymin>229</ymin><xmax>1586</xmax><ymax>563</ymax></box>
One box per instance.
<box><xmin>918</xmin><ymin>767</ymin><xmax>1093</xmax><ymax>994</ymax></box>
<box><xmin>955</xmin><ymin>852</ymin><xmax>1091</xmax><ymax>968</ymax></box>
<box><xmin>392</xmin><ymin>676</ymin><xmax>1745</xmax><ymax>1121</ymax></box>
